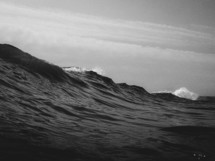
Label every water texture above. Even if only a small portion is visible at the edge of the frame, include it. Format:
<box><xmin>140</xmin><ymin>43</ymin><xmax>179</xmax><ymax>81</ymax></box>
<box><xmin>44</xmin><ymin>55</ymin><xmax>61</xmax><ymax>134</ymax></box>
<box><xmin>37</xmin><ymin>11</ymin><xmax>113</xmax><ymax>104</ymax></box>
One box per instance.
<box><xmin>0</xmin><ymin>44</ymin><xmax>215</xmax><ymax>161</ymax></box>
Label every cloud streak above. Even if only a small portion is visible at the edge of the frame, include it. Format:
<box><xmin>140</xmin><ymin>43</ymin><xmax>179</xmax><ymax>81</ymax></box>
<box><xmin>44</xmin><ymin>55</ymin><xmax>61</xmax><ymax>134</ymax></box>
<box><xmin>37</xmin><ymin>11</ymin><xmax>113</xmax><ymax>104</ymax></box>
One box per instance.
<box><xmin>0</xmin><ymin>1</ymin><xmax>214</xmax><ymax>54</ymax></box>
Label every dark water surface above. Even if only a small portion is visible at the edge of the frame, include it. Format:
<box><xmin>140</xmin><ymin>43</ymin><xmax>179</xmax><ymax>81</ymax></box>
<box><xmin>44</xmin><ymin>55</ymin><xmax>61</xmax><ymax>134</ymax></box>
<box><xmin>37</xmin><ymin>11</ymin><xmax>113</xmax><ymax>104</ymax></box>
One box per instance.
<box><xmin>0</xmin><ymin>44</ymin><xmax>215</xmax><ymax>161</ymax></box>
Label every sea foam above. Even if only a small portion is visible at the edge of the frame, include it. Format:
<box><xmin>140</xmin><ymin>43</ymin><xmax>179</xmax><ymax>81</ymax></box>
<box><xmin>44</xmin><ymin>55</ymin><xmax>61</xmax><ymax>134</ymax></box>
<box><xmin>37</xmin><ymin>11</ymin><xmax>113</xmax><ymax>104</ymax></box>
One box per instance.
<box><xmin>63</xmin><ymin>66</ymin><xmax>105</xmax><ymax>75</ymax></box>
<box><xmin>173</xmin><ymin>87</ymin><xmax>198</xmax><ymax>100</ymax></box>
<box><xmin>153</xmin><ymin>87</ymin><xmax>198</xmax><ymax>100</ymax></box>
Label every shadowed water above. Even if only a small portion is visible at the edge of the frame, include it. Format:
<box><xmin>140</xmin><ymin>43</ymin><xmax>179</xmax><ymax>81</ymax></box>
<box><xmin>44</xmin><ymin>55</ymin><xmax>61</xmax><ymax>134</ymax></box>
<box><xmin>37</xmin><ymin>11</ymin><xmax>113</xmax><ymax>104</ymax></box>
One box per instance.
<box><xmin>0</xmin><ymin>44</ymin><xmax>215</xmax><ymax>161</ymax></box>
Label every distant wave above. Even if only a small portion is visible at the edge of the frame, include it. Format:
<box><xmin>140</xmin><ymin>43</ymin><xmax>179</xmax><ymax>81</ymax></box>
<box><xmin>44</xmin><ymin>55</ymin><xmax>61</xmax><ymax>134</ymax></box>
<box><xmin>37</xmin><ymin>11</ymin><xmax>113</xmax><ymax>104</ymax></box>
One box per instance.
<box><xmin>173</xmin><ymin>87</ymin><xmax>198</xmax><ymax>100</ymax></box>
<box><xmin>153</xmin><ymin>87</ymin><xmax>198</xmax><ymax>100</ymax></box>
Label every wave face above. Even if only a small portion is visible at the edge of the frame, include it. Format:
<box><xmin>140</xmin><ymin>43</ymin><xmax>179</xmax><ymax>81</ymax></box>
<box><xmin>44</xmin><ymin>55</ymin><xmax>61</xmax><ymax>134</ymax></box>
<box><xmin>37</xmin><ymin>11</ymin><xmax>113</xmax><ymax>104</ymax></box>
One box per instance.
<box><xmin>0</xmin><ymin>44</ymin><xmax>215</xmax><ymax>161</ymax></box>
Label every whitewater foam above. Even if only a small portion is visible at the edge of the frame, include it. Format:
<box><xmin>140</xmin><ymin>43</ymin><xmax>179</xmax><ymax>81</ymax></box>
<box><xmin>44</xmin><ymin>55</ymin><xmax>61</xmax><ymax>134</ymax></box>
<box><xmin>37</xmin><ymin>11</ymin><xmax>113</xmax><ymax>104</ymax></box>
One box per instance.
<box><xmin>152</xmin><ymin>87</ymin><xmax>198</xmax><ymax>100</ymax></box>
<box><xmin>63</xmin><ymin>66</ymin><xmax>87</xmax><ymax>73</ymax></box>
<box><xmin>173</xmin><ymin>87</ymin><xmax>198</xmax><ymax>101</ymax></box>
<box><xmin>91</xmin><ymin>67</ymin><xmax>105</xmax><ymax>75</ymax></box>
<box><xmin>63</xmin><ymin>66</ymin><xmax>105</xmax><ymax>75</ymax></box>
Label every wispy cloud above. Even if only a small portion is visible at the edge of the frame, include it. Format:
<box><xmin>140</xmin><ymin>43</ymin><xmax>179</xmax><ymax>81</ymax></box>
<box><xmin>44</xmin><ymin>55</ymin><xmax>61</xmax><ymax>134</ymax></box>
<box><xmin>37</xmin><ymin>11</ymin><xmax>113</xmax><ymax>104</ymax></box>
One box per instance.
<box><xmin>0</xmin><ymin>1</ymin><xmax>214</xmax><ymax>55</ymax></box>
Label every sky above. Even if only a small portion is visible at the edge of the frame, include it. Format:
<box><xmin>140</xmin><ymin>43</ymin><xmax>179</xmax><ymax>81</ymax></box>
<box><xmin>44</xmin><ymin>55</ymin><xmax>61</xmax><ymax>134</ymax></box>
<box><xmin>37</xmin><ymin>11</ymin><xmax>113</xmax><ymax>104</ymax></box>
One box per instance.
<box><xmin>0</xmin><ymin>0</ymin><xmax>215</xmax><ymax>96</ymax></box>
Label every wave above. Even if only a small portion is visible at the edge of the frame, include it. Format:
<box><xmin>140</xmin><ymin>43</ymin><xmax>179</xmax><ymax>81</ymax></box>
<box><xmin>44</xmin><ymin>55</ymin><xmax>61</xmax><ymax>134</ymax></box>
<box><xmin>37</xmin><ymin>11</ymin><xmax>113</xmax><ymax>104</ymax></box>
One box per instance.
<box><xmin>0</xmin><ymin>44</ymin><xmax>215</xmax><ymax>161</ymax></box>
<box><xmin>152</xmin><ymin>87</ymin><xmax>198</xmax><ymax>101</ymax></box>
<box><xmin>173</xmin><ymin>87</ymin><xmax>198</xmax><ymax>100</ymax></box>
<box><xmin>0</xmin><ymin>44</ymin><xmax>199</xmax><ymax>101</ymax></box>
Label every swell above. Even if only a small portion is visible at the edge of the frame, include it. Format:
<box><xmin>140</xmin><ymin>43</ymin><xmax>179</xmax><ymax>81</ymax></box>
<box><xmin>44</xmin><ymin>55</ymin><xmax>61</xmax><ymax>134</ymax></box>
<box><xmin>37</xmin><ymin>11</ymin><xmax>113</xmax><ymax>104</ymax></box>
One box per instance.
<box><xmin>1</xmin><ymin>44</ymin><xmax>215</xmax><ymax>161</ymax></box>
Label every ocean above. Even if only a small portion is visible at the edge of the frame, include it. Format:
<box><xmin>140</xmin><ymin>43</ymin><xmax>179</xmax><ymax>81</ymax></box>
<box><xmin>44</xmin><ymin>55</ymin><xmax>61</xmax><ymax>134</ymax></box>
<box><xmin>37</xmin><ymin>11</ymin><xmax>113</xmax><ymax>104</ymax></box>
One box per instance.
<box><xmin>0</xmin><ymin>44</ymin><xmax>215</xmax><ymax>161</ymax></box>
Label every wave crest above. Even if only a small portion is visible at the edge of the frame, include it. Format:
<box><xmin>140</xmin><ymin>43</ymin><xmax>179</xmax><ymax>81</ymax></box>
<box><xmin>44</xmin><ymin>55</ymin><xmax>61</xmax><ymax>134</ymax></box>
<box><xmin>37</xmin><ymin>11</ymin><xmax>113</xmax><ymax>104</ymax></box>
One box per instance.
<box><xmin>152</xmin><ymin>87</ymin><xmax>199</xmax><ymax>100</ymax></box>
<box><xmin>0</xmin><ymin>44</ymin><xmax>68</xmax><ymax>81</ymax></box>
<box><xmin>63</xmin><ymin>66</ymin><xmax>87</xmax><ymax>73</ymax></box>
<box><xmin>63</xmin><ymin>66</ymin><xmax>105</xmax><ymax>75</ymax></box>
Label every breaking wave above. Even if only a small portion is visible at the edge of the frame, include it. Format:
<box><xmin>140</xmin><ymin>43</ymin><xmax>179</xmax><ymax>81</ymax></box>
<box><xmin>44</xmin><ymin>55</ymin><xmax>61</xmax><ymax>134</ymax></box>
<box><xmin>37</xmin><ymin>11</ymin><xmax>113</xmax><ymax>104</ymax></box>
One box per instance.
<box><xmin>173</xmin><ymin>87</ymin><xmax>198</xmax><ymax>100</ymax></box>
<box><xmin>153</xmin><ymin>87</ymin><xmax>199</xmax><ymax>100</ymax></box>
<box><xmin>63</xmin><ymin>66</ymin><xmax>87</xmax><ymax>73</ymax></box>
<box><xmin>63</xmin><ymin>66</ymin><xmax>105</xmax><ymax>75</ymax></box>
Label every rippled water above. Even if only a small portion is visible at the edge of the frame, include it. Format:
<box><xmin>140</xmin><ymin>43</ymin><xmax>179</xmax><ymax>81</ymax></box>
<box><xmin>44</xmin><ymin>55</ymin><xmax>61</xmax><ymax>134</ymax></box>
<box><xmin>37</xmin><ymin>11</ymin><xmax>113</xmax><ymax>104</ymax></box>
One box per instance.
<box><xmin>0</xmin><ymin>44</ymin><xmax>215</xmax><ymax>161</ymax></box>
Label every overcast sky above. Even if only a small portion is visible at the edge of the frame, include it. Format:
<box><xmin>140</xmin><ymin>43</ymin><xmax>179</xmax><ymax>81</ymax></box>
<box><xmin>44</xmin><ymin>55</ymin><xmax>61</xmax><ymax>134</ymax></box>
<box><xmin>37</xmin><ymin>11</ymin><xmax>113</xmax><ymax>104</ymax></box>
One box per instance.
<box><xmin>0</xmin><ymin>0</ymin><xmax>215</xmax><ymax>96</ymax></box>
